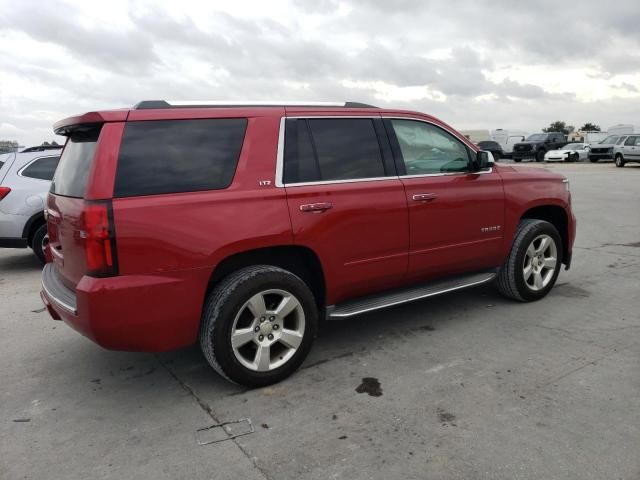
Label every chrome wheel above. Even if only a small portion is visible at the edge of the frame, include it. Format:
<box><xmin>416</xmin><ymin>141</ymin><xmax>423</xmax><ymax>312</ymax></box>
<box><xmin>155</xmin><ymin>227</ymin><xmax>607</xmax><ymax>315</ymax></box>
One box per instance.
<box><xmin>523</xmin><ymin>234</ymin><xmax>558</xmax><ymax>291</ymax></box>
<box><xmin>230</xmin><ymin>289</ymin><xmax>306</xmax><ymax>372</ymax></box>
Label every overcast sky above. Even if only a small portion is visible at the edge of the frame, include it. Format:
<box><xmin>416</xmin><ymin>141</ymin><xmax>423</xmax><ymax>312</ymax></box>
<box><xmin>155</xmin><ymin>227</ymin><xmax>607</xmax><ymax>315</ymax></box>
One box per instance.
<box><xmin>1</xmin><ymin>0</ymin><xmax>639</xmax><ymax>146</ymax></box>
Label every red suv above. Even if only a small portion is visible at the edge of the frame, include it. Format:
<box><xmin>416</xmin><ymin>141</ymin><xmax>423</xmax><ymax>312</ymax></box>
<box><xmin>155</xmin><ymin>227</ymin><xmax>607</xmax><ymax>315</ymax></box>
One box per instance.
<box><xmin>41</xmin><ymin>101</ymin><xmax>576</xmax><ymax>386</ymax></box>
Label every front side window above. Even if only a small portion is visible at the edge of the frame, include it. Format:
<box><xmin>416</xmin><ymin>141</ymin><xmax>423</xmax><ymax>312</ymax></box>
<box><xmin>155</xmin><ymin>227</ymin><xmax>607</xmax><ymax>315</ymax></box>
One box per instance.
<box><xmin>624</xmin><ymin>136</ymin><xmax>636</xmax><ymax>146</ymax></box>
<box><xmin>283</xmin><ymin>118</ymin><xmax>385</xmax><ymax>183</ymax></box>
<box><xmin>115</xmin><ymin>118</ymin><xmax>247</xmax><ymax>197</ymax></box>
<box><xmin>21</xmin><ymin>156</ymin><xmax>60</xmax><ymax>181</ymax></box>
<box><xmin>390</xmin><ymin>120</ymin><xmax>471</xmax><ymax>175</ymax></box>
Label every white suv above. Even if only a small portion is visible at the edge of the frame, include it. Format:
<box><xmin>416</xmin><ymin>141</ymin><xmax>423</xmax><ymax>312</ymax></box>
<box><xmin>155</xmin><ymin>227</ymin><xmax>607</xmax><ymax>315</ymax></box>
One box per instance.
<box><xmin>0</xmin><ymin>146</ymin><xmax>62</xmax><ymax>262</ymax></box>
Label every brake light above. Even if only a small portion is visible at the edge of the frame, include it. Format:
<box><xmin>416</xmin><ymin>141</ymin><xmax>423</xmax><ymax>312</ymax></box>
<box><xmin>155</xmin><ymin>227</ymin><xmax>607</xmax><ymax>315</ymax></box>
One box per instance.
<box><xmin>80</xmin><ymin>201</ymin><xmax>118</xmax><ymax>277</ymax></box>
<box><xmin>0</xmin><ymin>186</ymin><xmax>10</xmax><ymax>200</ymax></box>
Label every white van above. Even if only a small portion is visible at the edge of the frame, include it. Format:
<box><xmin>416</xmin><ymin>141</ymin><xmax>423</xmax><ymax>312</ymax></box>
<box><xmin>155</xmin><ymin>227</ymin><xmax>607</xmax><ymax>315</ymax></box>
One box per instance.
<box><xmin>607</xmin><ymin>124</ymin><xmax>635</xmax><ymax>136</ymax></box>
<box><xmin>459</xmin><ymin>129</ymin><xmax>490</xmax><ymax>143</ymax></box>
<box><xmin>490</xmin><ymin>129</ymin><xmax>528</xmax><ymax>157</ymax></box>
<box><xmin>583</xmin><ymin>131</ymin><xmax>609</xmax><ymax>144</ymax></box>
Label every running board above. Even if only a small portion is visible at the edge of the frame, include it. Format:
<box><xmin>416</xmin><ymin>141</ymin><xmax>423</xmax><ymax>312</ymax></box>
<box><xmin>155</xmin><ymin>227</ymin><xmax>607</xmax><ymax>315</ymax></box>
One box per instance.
<box><xmin>327</xmin><ymin>271</ymin><xmax>496</xmax><ymax>319</ymax></box>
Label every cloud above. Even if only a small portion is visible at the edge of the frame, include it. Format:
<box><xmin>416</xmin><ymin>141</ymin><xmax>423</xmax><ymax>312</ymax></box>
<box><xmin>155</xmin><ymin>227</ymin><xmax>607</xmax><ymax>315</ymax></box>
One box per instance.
<box><xmin>0</xmin><ymin>0</ymin><xmax>639</xmax><ymax>146</ymax></box>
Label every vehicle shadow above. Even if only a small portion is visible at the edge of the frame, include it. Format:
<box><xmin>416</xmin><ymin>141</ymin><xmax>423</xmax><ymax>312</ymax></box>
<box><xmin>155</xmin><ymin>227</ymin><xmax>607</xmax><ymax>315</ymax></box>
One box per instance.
<box><xmin>0</xmin><ymin>250</ymin><xmax>42</xmax><ymax>272</ymax></box>
<box><xmin>39</xmin><ymin>283</ymin><xmax>508</xmax><ymax>401</ymax></box>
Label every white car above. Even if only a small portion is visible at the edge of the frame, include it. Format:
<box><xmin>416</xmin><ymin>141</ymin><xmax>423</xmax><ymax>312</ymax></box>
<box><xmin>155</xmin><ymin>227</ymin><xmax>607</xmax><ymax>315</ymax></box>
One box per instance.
<box><xmin>544</xmin><ymin>143</ymin><xmax>590</xmax><ymax>163</ymax></box>
<box><xmin>0</xmin><ymin>147</ymin><xmax>62</xmax><ymax>262</ymax></box>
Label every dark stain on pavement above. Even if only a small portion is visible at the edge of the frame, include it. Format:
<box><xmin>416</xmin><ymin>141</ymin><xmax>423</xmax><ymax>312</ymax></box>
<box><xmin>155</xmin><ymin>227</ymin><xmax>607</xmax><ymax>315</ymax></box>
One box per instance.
<box><xmin>355</xmin><ymin>377</ymin><xmax>383</xmax><ymax>397</ymax></box>
<box><xmin>437</xmin><ymin>408</ymin><xmax>457</xmax><ymax>426</ymax></box>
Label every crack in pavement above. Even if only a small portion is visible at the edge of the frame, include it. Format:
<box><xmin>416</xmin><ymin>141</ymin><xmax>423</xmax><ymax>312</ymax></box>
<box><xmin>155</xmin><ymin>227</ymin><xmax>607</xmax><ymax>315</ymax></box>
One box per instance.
<box><xmin>529</xmin><ymin>342</ymin><xmax>637</xmax><ymax>394</ymax></box>
<box><xmin>155</xmin><ymin>355</ymin><xmax>272</xmax><ymax>480</ymax></box>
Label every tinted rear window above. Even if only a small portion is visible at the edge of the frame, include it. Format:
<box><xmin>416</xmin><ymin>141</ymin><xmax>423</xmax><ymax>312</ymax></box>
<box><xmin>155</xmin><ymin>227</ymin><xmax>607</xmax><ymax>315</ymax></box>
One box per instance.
<box><xmin>21</xmin><ymin>156</ymin><xmax>60</xmax><ymax>181</ymax></box>
<box><xmin>284</xmin><ymin>118</ymin><xmax>385</xmax><ymax>183</ymax></box>
<box><xmin>114</xmin><ymin>119</ymin><xmax>247</xmax><ymax>197</ymax></box>
<box><xmin>51</xmin><ymin>128</ymin><xmax>101</xmax><ymax>197</ymax></box>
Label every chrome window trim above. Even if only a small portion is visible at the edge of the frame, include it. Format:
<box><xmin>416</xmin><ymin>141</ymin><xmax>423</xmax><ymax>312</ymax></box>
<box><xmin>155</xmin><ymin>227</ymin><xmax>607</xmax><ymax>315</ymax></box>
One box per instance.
<box><xmin>17</xmin><ymin>155</ymin><xmax>60</xmax><ymax>182</ymax></box>
<box><xmin>275</xmin><ymin>117</ymin><xmax>286</xmax><ymax>187</ymax></box>
<box><xmin>284</xmin><ymin>176</ymin><xmax>394</xmax><ymax>188</ymax></box>
<box><xmin>274</xmin><ymin>115</ymin><xmax>492</xmax><ymax>187</ymax></box>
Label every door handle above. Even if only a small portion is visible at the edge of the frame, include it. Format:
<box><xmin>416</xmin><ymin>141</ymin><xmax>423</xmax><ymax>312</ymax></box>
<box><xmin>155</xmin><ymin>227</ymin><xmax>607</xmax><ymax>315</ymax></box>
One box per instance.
<box><xmin>299</xmin><ymin>202</ymin><xmax>333</xmax><ymax>213</ymax></box>
<box><xmin>411</xmin><ymin>193</ymin><xmax>438</xmax><ymax>202</ymax></box>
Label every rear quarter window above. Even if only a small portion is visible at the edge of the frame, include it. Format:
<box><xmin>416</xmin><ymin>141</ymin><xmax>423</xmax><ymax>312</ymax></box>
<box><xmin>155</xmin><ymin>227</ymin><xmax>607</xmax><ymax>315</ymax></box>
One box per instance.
<box><xmin>114</xmin><ymin>118</ymin><xmax>247</xmax><ymax>197</ymax></box>
<box><xmin>51</xmin><ymin>128</ymin><xmax>101</xmax><ymax>197</ymax></box>
<box><xmin>20</xmin><ymin>156</ymin><xmax>60</xmax><ymax>181</ymax></box>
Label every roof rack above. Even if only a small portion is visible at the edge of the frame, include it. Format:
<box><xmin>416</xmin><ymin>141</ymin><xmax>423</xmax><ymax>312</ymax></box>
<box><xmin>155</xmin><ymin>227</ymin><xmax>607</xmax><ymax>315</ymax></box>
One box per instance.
<box><xmin>20</xmin><ymin>145</ymin><xmax>64</xmax><ymax>153</ymax></box>
<box><xmin>133</xmin><ymin>100</ymin><xmax>378</xmax><ymax>110</ymax></box>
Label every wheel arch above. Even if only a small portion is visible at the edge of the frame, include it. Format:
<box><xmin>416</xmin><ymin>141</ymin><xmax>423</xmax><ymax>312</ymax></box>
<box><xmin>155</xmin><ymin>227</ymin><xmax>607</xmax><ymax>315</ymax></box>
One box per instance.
<box><xmin>520</xmin><ymin>205</ymin><xmax>569</xmax><ymax>266</ymax></box>
<box><xmin>207</xmin><ymin>245</ymin><xmax>326</xmax><ymax>309</ymax></box>
<box><xmin>22</xmin><ymin>211</ymin><xmax>46</xmax><ymax>247</ymax></box>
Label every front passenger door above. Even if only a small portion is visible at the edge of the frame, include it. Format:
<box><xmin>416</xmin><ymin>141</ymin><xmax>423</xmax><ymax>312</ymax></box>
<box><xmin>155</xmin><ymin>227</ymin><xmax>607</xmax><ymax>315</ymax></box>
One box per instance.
<box><xmin>626</xmin><ymin>136</ymin><xmax>640</xmax><ymax>161</ymax></box>
<box><xmin>386</xmin><ymin>118</ymin><xmax>505</xmax><ymax>282</ymax></box>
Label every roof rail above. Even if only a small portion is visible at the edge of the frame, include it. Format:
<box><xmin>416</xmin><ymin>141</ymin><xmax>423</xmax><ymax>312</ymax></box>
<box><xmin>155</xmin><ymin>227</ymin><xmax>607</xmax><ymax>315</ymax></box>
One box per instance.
<box><xmin>133</xmin><ymin>100</ymin><xmax>378</xmax><ymax>110</ymax></box>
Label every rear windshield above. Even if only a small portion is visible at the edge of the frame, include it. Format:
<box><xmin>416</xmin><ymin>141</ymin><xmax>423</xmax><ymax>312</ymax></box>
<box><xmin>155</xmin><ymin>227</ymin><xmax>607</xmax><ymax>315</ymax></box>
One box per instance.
<box><xmin>50</xmin><ymin>128</ymin><xmax>101</xmax><ymax>197</ymax></box>
<box><xmin>114</xmin><ymin>118</ymin><xmax>247</xmax><ymax>197</ymax></box>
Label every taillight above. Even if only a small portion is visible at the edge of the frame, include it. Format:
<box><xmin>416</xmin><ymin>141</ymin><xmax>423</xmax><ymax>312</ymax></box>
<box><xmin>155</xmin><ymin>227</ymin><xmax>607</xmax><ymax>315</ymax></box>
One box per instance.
<box><xmin>80</xmin><ymin>201</ymin><xmax>118</xmax><ymax>277</ymax></box>
<box><xmin>0</xmin><ymin>186</ymin><xmax>10</xmax><ymax>200</ymax></box>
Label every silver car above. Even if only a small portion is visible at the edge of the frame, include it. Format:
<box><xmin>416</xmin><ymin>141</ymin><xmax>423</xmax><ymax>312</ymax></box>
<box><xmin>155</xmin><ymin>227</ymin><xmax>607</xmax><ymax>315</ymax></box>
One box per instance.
<box><xmin>613</xmin><ymin>134</ymin><xmax>640</xmax><ymax>168</ymax></box>
<box><xmin>0</xmin><ymin>147</ymin><xmax>62</xmax><ymax>262</ymax></box>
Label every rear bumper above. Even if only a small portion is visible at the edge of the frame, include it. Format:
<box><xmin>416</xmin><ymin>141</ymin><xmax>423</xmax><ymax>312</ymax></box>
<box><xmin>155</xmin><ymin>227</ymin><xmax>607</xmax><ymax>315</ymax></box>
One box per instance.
<box><xmin>41</xmin><ymin>263</ymin><xmax>210</xmax><ymax>352</ymax></box>
<box><xmin>0</xmin><ymin>237</ymin><xmax>28</xmax><ymax>248</ymax></box>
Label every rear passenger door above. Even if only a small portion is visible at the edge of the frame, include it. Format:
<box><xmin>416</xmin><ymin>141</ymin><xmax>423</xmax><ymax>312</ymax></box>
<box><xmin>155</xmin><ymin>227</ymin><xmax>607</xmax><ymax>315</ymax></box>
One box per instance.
<box><xmin>385</xmin><ymin>118</ymin><xmax>505</xmax><ymax>282</ymax></box>
<box><xmin>282</xmin><ymin>116</ymin><xmax>409</xmax><ymax>304</ymax></box>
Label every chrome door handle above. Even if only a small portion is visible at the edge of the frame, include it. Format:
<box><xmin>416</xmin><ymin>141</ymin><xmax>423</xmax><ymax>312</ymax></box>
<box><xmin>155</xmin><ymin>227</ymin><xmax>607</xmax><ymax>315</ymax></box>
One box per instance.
<box><xmin>299</xmin><ymin>202</ymin><xmax>333</xmax><ymax>212</ymax></box>
<box><xmin>412</xmin><ymin>193</ymin><xmax>438</xmax><ymax>202</ymax></box>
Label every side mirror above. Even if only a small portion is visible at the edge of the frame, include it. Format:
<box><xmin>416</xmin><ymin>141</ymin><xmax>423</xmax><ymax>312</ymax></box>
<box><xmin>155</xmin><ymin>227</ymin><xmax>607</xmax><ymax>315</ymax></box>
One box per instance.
<box><xmin>471</xmin><ymin>151</ymin><xmax>492</xmax><ymax>172</ymax></box>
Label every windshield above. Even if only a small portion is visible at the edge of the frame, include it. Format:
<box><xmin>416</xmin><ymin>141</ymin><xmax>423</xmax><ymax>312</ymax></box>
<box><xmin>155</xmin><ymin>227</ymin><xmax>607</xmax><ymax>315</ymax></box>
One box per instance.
<box><xmin>561</xmin><ymin>143</ymin><xmax>583</xmax><ymax>150</ymax></box>
<box><xmin>526</xmin><ymin>134</ymin><xmax>547</xmax><ymax>141</ymax></box>
<box><xmin>600</xmin><ymin>135</ymin><xmax>618</xmax><ymax>144</ymax></box>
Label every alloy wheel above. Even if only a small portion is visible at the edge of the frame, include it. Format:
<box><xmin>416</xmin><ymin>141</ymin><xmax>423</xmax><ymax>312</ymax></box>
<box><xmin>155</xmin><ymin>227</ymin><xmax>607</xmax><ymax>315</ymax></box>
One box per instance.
<box><xmin>523</xmin><ymin>234</ymin><xmax>558</xmax><ymax>291</ymax></box>
<box><xmin>230</xmin><ymin>289</ymin><xmax>306</xmax><ymax>372</ymax></box>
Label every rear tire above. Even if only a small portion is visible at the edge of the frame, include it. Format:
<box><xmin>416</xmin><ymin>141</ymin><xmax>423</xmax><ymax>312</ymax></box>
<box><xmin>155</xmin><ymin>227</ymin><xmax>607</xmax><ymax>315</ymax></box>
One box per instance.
<box><xmin>496</xmin><ymin>219</ymin><xmax>563</xmax><ymax>302</ymax></box>
<box><xmin>615</xmin><ymin>154</ymin><xmax>625</xmax><ymax>168</ymax></box>
<box><xmin>31</xmin><ymin>224</ymin><xmax>48</xmax><ymax>264</ymax></box>
<box><xmin>199</xmin><ymin>265</ymin><xmax>318</xmax><ymax>387</ymax></box>
<box><xmin>589</xmin><ymin>158</ymin><xmax>598</xmax><ymax>163</ymax></box>
<box><xmin>513</xmin><ymin>158</ymin><xmax>522</xmax><ymax>163</ymax></box>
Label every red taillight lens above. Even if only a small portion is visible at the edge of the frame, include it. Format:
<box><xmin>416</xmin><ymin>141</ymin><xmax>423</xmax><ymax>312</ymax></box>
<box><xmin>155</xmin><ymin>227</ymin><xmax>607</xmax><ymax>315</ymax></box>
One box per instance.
<box><xmin>0</xmin><ymin>186</ymin><xmax>11</xmax><ymax>200</ymax></box>
<box><xmin>81</xmin><ymin>201</ymin><xmax>118</xmax><ymax>277</ymax></box>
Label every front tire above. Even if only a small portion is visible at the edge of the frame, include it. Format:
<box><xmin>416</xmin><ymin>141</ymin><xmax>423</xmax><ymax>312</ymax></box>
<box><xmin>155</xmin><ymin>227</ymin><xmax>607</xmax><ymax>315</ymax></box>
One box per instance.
<box><xmin>496</xmin><ymin>219</ymin><xmax>563</xmax><ymax>302</ymax></box>
<box><xmin>199</xmin><ymin>265</ymin><xmax>318</xmax><ymax>387</ymax></box>
<box><xmin>535</xmin><ymin>150</ymin><xmax>545</xmax><ymax>162</ymax></box>
<box><xmin>615</xmin><ymin>154</ymin><xmax>625</xmax><ymax>168</ymax></box>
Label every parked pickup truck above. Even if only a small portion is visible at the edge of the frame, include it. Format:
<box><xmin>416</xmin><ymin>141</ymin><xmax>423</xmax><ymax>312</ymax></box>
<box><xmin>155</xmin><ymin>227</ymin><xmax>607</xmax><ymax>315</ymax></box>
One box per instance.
<box><xmin>40</xmin><ymin>101</ymin><xmax>576</xmax><ymax>387</ymax></box>
<box><xmin>512</xmin><ymin>133</ymin><xmax>567</xmax><ymax>162</ymax></box>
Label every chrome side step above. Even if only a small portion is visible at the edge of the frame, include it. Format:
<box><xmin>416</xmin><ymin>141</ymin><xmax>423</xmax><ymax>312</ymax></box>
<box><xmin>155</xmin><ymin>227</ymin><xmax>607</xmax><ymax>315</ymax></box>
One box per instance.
<box><xmin>327</xmin><ymin>270</ymin><xmax>496</xmax><ymax>319</ymax></box>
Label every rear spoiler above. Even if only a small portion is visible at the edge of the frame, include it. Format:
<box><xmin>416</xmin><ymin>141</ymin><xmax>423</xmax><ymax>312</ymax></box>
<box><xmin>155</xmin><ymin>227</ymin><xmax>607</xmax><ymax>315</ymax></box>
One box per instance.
<box><xmin>53</xmin><ymin>110</ymin><xmax>128</xmax><ymax>136</ymax></box>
